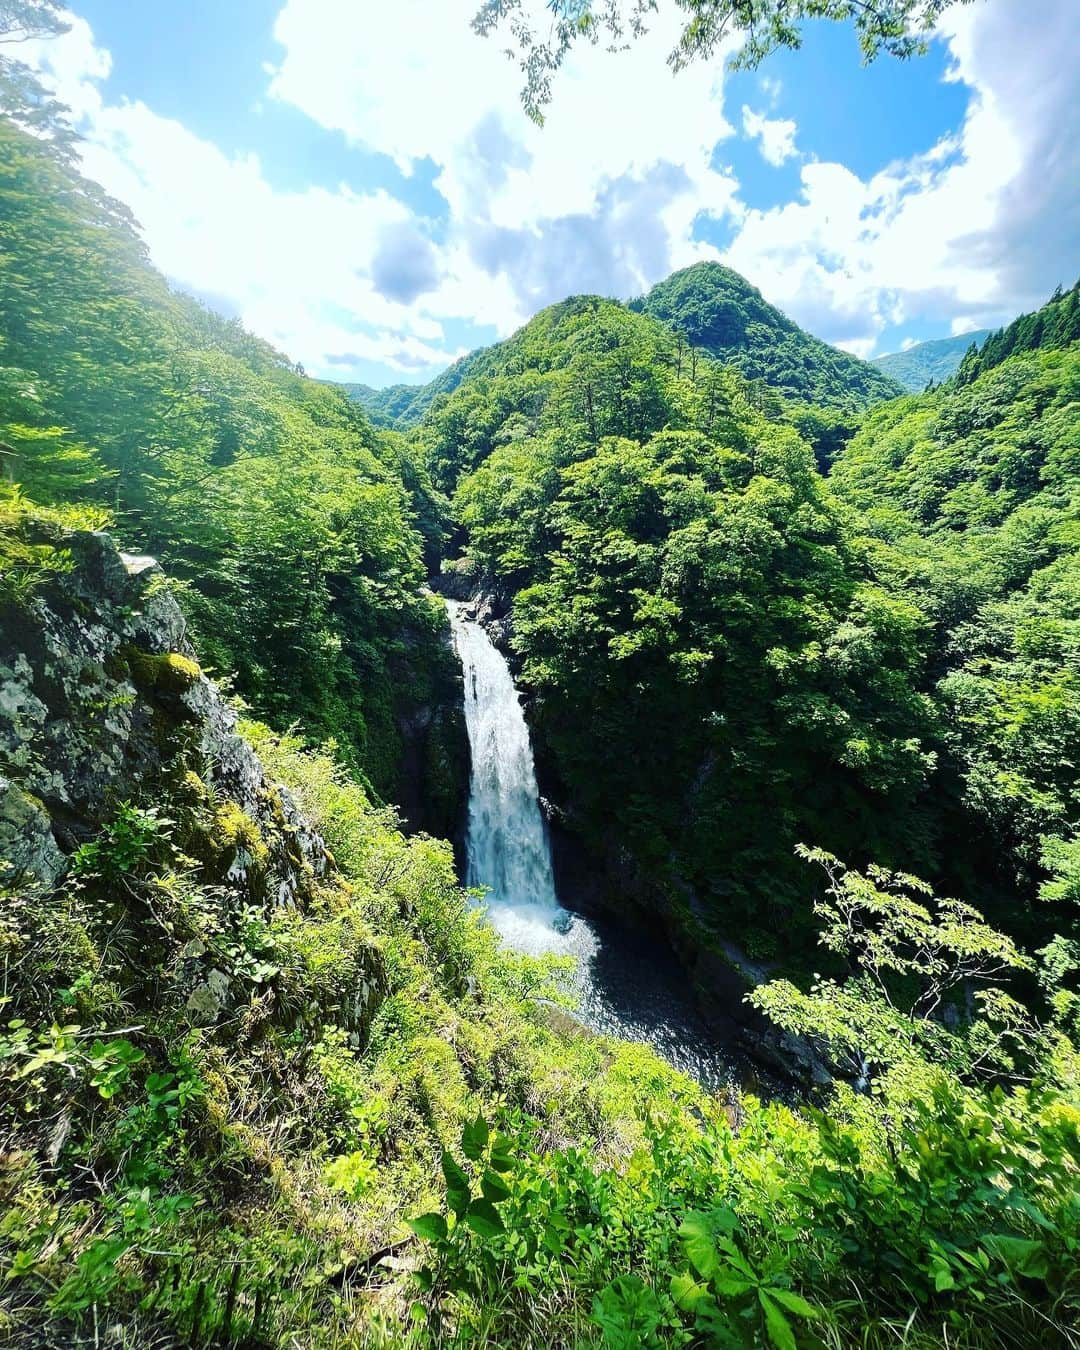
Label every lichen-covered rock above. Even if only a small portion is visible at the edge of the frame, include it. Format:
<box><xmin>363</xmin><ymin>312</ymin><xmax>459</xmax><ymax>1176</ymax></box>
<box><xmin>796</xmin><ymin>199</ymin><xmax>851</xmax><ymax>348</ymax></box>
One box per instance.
<box><xmin>0</xmin><ymin>525</ymin><xmax>328</xmax><ymax>907</ymax></box>
<box><xmin>0</xmin><ymin>779</ymin><xmax>65</xmax><ymax>888</ymax></box>
<box><xmin>1</xmin><ymin>521</ymin><xmax>386</xmax><ymax>1043</ymax></box>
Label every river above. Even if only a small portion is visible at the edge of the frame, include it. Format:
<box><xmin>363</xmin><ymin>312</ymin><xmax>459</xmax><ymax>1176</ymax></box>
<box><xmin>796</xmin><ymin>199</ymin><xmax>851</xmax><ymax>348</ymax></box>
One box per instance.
<box><xmin>447</xmin><ymin>600</ymin><xmax>746</xmax><ymax>1094</ymax></box>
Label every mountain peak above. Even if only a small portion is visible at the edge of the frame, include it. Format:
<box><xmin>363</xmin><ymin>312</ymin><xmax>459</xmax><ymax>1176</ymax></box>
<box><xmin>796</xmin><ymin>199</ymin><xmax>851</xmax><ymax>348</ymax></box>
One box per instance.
<box><xmin>634</xmin><ymin>263</ymin><xmax>904</xmax><ymax>411</ymax></box>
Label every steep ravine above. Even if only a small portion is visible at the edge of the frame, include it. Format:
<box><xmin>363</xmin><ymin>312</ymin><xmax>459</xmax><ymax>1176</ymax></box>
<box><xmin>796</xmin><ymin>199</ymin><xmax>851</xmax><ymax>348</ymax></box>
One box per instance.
<box><xmin>430</xmin><ymin>569</ymin><xmax>824</xmax><ymax>1088</ymax></box>
<box><xmin>441</xmin><ymin>592</ymin><xmax>807</xmax><ymax>1092</ymax></box>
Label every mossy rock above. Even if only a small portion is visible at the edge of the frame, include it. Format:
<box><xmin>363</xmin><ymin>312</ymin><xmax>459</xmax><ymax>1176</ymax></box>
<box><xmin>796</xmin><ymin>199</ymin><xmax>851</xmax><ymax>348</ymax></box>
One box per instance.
<box><xmin>124</xmin><ymin>647</ymin><xmax>202</xmax><ymax>694</ymax></box>
<box><xmin>213</xmin><ymin>801</ymin><xmax>270</xmax><ymax>874</ymax></box>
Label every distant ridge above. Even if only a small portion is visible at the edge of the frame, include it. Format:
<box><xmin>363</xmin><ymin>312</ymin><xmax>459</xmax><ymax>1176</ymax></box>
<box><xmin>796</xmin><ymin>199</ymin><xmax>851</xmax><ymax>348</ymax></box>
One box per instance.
<box><xmin>871</xmin><ymin>330</ymin><xmax>991</xmax><ymax>391</ymax></box>
<box><xmin>339</xmin><ymin>262</ymin><xmax>905</xmax><ymax>426</ymax></box>
<box><xmin>339</xmin><ymin>347</ymin><xmax>492</xmax><ymax>428</ymax></box>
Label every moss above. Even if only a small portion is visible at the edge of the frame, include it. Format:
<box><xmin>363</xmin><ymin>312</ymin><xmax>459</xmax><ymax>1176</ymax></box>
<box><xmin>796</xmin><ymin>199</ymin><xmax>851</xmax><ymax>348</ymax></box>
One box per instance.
<box><xmin>102</xmin><ymin>647</ymin><xmax>130</xmax><ymax>682</ymax></box>
<box><xmin>213</xmin><ymin>802</ymin><xmax>270</xmax><ymax>874</ymax></box>
<box><xmin>0</xmin><ymin>493</ymin><xmax>75</xmax><ymax>607</ymax></box>
<box><xmin>124</xmin><ymin>647</ymin><xmax>202</xmax><ymax>694</ymax></box>
<box><xmin>181</xmin><ymin>769</ymin><xmax>211</xmax><ymax>805</ymax></box>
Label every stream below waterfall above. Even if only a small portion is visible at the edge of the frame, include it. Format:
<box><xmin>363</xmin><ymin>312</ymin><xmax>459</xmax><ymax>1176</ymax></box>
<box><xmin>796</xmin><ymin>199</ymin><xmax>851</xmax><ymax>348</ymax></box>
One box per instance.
<box><xmin>447</xmin><ymin>600</ymin><xmax>747</xmax><ymax>1094</ymax></box>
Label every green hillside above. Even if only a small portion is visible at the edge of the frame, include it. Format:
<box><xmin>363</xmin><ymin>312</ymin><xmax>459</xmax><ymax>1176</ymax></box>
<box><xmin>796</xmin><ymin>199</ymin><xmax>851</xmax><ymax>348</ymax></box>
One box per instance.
<box><xmin>870</xmin><ymin>329</ymin><xmax>992</xmax><ymax>390</ymax></box>
<box><xmin>955</xmin><ymin>280</ymin><xmax>1080</xmax><ymax>384</ymax></box>
<box><xmin>632</xmin><ymin>261</ymin><xmax>906</xmax><ymax>410</ymax></box>
<box><xmin>340</xmin><ymin>345</ymin><xmax>496</xmax><ymax>429</ymax></box>
<box><xmin>0</xmin><ymin>115</ymin><xmax>455</xmax><ymax>804</ymax></box>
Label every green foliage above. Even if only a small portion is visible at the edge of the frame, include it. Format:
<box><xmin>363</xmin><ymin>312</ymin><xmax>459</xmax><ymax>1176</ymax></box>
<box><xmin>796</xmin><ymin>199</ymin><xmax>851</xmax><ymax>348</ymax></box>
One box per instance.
<box><xmin>752</xmin><ymin>849</ymin><xmax>1047</xmax><ymax>1090</ymax></box>
<box><xmin>0</xmin><ymin>112</ymin><xmax>450</xmax><ymax>791</ymax></box>
<box><xmin>955</xmin><ymin>281</ymin><xmax>1080</xmax><ymax>385</ymax></box>
<box><xmin>633</xmin><ymin>262</ymin><xmax>904</xmax><ymax>411</ymax></box>
<box><xmin>415</xmin><ymin>293</ymin><xmax>703</xmax><ymax>496</ymax></box>
<box><xmin>445</xmin><ymin>317</ymin><xmax>935</xmax><ymax>939</ymax></box>
<box><xmin>340</xmin><ymin>355</ymin><xmax>491</xmax><ymax>430</ymax></box>
<box><xmin>474</xmin><ymin>0</ymin><xmax>976</xmax><ymax>123</ymax></box>
<box><xmin>400</xmin><ymin>835</ymin><xmax>1078</xmax><ymax>1345</ymax></box>
<box><xmin>672</xmin><ymin>1206</ymin><xmax>820</xmax><ymax>1350</ymax></box>
<box><xmin>0</xmin><ymin>484</ymin><xmax>107</xmax><ymax>603</ymax></box>
<box><xmin>71</xmin><ymin>802</ymin><xmax>173</xmax><ymax>883</ymax></box>
<box><xmin>2</xmin><ymin>711</ymin><xmax>714</xmax><ymax>1344</ymax></box>
<box><xmin>831</xmin><ymin>337</ymin><xmax>1080</xmax><ymax>933</ymax></box>
<box><xmin>409</xmin><ymin>1077</ymin><xmax>1080</xmax><ymax>1346</ymax></box>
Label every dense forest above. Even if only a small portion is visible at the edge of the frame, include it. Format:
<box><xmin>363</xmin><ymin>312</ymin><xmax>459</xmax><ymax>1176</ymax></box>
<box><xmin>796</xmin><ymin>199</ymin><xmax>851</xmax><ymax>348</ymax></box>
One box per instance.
<box><xmin>631</xmin><ymin>263</ymin><xmax>906</xmax><ymax>410</ymax></box>
<box><xmin>340</xmin><ymin>350</ymin><xmax>488</xmax><ymax>430</ymax></box>
<box><xmin>0</xmin><ymin>116</ymin><xmax>463</xmax><ymax>827</ymax></box>
<box><xmin>1</xmin><ymin>48</ymin><xmax>1078</xmax><ymax>1350</ymax></box>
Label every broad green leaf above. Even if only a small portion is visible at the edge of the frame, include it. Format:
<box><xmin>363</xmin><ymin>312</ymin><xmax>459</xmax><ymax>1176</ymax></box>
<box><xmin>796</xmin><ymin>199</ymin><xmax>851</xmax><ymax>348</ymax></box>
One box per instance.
<box><xmin>767</xmin><ymin>1287</ymin><xmax>819</xmax><ymax>1319</ymax></box>
<box><xmin>670</xmin><ymin>1270</ymin><xmax>709</xmax><ymax>1312</ymax></box>
<box><xmin>986</xmin><ymin>1234</ymin><xmax>1050</xmax><ymax>1281</ymax></box>
<box><xmin>488</xmin><ymin>1133</ymin><xmax>516</xmax><ymax>1171</ymax></box>
<box><xmin>710</xmin><ymin>1270</ymin><xmax>755</xmax><ymax>1298</ymax></box>
<box><xmin>480</xmin><ymin>1169</ymin><xmax>511</xmax><ymax>1203</ymax></box>
<box><xmin>461</xmin><ymin>1112</ymin><xmax>489</xmax><ymax>1162</ymax></box>
<box><xmin>759</xmin><ymin>1291</ymin><xmax>796</xmax><ymax>1350</ymax></box>
<box><xmin>463</xmin><ymin>1197</ymin><xmax>505</xmax><ymax>1239</ymax></box>
<box><xmin>407</xmin><ymin>1213</ymin><xmax>447</xmax><ymax>1243</ymax></box>
<box><xmin>441</xmin><ymin>1151</ymin><xmax>471</xmax><ymax>1218</ymax></box>
<box><xmin>931</xmin><ymin>1258</ymin><xmax>955</xmax><ymax>1293</ymax></box>
<box><xmin>680</xmin><ymin>1213</ymin><xmax>721</xmax><ymax>1279</ymax></box>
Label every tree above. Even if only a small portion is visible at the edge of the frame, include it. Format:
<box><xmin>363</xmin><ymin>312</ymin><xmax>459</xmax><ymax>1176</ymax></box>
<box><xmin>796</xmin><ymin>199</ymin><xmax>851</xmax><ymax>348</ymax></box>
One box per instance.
<box><xmin>0</xmin><ymin>0</ymin><xmax>67</xmax><ymax>43</ymax></box>
<box><xmin>0</xmin><ymin>2</ymin><xmax>77</xmax><ymax>160</ymax></box>
<box><xmin>473</xmin><ymin>0</ymin><xmax>977</xmax><ymax>122</ymax></box>
<box><xmin>752</xmin><ymin>846</ymin><xmax>1039</xmax><ymax>1090</ymax></box>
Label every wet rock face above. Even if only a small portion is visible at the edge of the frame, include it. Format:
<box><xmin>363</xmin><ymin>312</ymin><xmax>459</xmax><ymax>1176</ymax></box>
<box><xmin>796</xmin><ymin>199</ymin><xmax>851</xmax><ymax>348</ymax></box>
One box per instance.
<box><xmin>430</xmin><ymin>556</ymin><xmax>480</xmax><ymax>602</ymax></box>
<box><xmin>0</xmin><ymin>528</ymin><xmax>329</xmax><ymax>906</ymax></box>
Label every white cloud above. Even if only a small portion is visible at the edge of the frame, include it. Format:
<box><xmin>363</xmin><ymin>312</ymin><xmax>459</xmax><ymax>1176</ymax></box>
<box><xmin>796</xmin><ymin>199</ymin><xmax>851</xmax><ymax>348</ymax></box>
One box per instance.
<box><xmin>713</xmin><ymin>0</ymin><xmax>1078</xmax><ymax>353</ymax></box>
<box><xmin>265</xmin><ymin>0</ymin><xmax>743</xmax><ymax>331</ymax></box>
<box><xmin>18</xmin><ymin>0</ymin><xmax>1080</xmax><ymax>379</ymax></box>
<box><xmin>758</xmin><ymin>74</ymin><xmax>783</xmax><ymax>106</ymax></box>
<box><xmin>741</xmin><ymin>105</ymin><xmax>798</xmax><ymax>166</ymax></box>
<box><xmin>20</xmin><ymin>16</ymin><xmax>461</xmax><ymax>380</ymax></box>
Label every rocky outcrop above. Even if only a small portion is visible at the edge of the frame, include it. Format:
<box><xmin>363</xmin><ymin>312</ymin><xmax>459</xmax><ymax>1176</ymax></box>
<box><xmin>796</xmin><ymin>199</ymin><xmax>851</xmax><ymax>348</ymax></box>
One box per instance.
<box><xmin>0</xmin><ymin>529</ymin><xmax>330</xmax><ymax>905</ymax></box>
<box><xmin>430</xmin><ymin>560</ymin><xmax>514</xmax><ymax>654</ymax></box>
<box><xmin>429</xmin><ymin>555</ymin><xmax>480</xmax><ymax>602</ymax></box>
<box><xmin>392</xmin><ymin>593</ymin><xmax>470</xmax><ymax>846</ymax></box>
<box><xmin>0</xmin><ymin>522</ymin><xmax>385</xmax><ymax>1042</ymax></box>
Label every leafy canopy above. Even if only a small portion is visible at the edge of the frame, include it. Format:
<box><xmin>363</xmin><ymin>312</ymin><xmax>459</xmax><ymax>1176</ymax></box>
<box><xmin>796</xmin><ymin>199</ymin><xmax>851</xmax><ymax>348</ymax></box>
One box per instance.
<box><xmin>473</xmin><ymin>0</ymin><xmax>976</xmax><ymax>122</ymax></box>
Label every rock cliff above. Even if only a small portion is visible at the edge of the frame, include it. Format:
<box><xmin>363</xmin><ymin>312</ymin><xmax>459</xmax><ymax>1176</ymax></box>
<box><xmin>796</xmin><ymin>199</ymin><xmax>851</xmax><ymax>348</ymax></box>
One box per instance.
<box><xmin>0</xmin><ymin>516</ymin><xmax>384</xmax><ymax>1035</ymax></box>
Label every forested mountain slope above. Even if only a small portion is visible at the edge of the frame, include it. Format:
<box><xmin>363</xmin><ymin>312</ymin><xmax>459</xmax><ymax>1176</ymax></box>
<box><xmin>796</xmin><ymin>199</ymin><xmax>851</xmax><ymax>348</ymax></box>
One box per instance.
<box><xmin>2</xmin><ymin>79</ymin><xmax>1079</xmax><ymax>1349</ymax></box>
<box><xmin>340</xmin><ymin>345</ymin><xmax>494</xmax><ymax>429</ymax></box>
<box><xmin>335</xmin><ymin>381</ymin><xmax>416</xmax><ymax>427</ymax></box>
<box><xmin>0</xmin><ymin>500</ymin><xmax>709</xmax><ymax>1344</ymax></box>
<box><xmin>831</xmin><ymin>328</ymin><xmax>1080</xmax><ymax>927</ymax></box>
<box><xmin>0</xmin><ymin>117</ymin><xmax>461</xmax><ymax>818</ymax></box>
<box><xmin>871</xmin><ymin>329</ymin><xmax>991</xmax><ymax>390</ymax></box>
<box><xmin>343</xmin><ymin>261</ymin><xmax>903</xmax><ymax>431</ymax></box>
<box><xmin>426</xmin><ymin>284</ymin><xmax>1080</xmax><ymax>975</ymax></box>
<box><xmin>631</xmin><ymin>262</ymin><xmax>905</xmax><ymax>410</ymax></box>
<box><xmin>954</xmin><ymin>280</ymin><xmax>1080</xmax><ymax>384</ymax></box>
<box><xmin>414</xmin><ymin>294</ymin><xmax>935</xmax><ymax>958</ymax></box>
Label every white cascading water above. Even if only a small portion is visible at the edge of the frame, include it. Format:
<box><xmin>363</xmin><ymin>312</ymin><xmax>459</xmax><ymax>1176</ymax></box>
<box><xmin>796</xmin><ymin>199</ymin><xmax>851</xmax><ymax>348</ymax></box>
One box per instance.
<box><xmin>447</xmin><ymin>600</ymin><xmax>585</xmax><ymax>953</ymax></box>
<box><xmin>447</xmin><ymin>598</ymin><xmax>745</xmax><ymax>1093</ymax></box>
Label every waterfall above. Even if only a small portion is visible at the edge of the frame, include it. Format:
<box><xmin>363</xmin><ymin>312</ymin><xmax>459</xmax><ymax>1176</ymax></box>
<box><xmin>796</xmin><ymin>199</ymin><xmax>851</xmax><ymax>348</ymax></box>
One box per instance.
<box><xmin>446</xmin><ymin>598</ymin><xmax>745</xmax><ymax>1094</ymax></box>
<box><xmin>447</xmin><ymin>601</ymin><xmax>570</xmax><ymax>951</ymax></box>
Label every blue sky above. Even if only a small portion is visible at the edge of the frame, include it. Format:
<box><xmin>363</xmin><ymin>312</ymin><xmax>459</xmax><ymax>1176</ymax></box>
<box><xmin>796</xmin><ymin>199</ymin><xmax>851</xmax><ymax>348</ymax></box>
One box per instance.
<box><xmin>25</xmin><ymin>0</ymin><xmax>1080</xmax><ymax>386</ymax></box>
